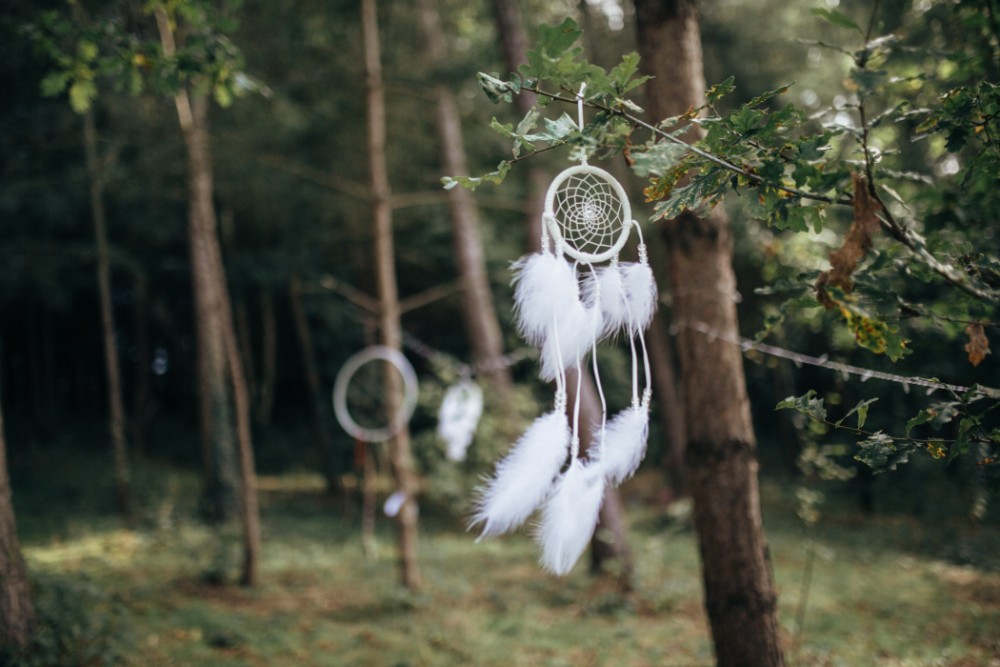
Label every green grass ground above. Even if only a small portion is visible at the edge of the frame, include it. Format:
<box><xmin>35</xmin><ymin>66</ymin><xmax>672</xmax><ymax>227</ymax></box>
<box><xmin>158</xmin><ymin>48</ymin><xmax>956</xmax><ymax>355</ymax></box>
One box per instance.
<box><xmin>13</xmin><ymin>460</ymin><xmax>1000</xmax><ymax>667</ymax></box>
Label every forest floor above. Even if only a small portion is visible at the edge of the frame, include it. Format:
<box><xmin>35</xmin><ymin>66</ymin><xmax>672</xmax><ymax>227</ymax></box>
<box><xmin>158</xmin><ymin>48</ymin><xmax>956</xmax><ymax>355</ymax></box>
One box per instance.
<box><xmin>13</xmin><ymin>452</ymin><xmax>1000</xmax><ymax>667</ymax></box>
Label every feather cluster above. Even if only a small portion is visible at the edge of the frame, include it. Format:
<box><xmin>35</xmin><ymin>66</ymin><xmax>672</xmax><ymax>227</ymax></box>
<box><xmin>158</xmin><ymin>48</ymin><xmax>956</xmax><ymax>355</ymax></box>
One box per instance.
<box><xmin>513</xmin><ymin>252</ymin><xmax>602</xmax><ymax>381</ymax></box>
<box><xmin>596</xmin><ymin>406</ymin><xmax>650</xmax><ymax>486</ymax></box>
<box><xmin>512</xmin><ymin>253</ymin><xmax>579</xmax><ymax>346</ymax></box>
<box><xmin>470</xmin><ymin>410</ymin><xmax>570</xmax><ymax>540</ymax></box>
<box><xmin>536</xmin><ymin>459</ymin><xmax>606</xmax><ymax>575</ymax></box>
<box><xmin>437</xmin><ymin>381</ymin><xmax>483</xmax><ymax>462</ymax></box>
<box><xmin>621</xmin><ymin>262</ymin><xmax>657</xmax><ymax>334</ymax></box>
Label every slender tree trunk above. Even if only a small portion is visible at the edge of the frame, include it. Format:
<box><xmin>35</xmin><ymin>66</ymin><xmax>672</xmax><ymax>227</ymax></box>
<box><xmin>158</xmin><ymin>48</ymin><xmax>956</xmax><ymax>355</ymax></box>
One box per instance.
<box><xmin>647</xmin><ymin>312</ymin><xmax>688</xmax><ymax>496</ymax></box>
<box><xmin>492</xmin><ymin>0</ymin><xmax>633</xmax><ymax>578</ymax></box>
<box><xmin>490</xmin><ymin>0</ymin><xmax>546</xmax><ymax>246</ymax></box>
<box><xmin>222</xmin><ymin>300</ymin><xmax>261</xmax><ymax>587</ymax></box>
<box><xmin>362</xmin><ymin>0</ymin><xmax>421</xmax><ymax>591</ymax></box>
<box><xmin>234</xmin><ymin>298</ymin><xmax>257</xmax><ymax>407</ymax></box>
<box><xmin>256</xmin><ymin>289</ymin><xmax>277</xmax><ymax>428</ymax></box>
<box><xmin>0</xmin><ymin>347</ymin><xmax>34</xmax><ymax>652</ymax></box>
<box><xmin>289</xmin><ymin>274</ymin><xmax>339</xmax><ymax>492</ymax></box>
<box><xmin>131</xmin><ymin>272</ymin><xmax>150</xmax><ymax>457</ymax></box>
<box><xmin>416</xmin><ymin>0</ymin><xmax>513</xmax><ymax>397</ymax></box>
<box><xmin>83</xmin><ymin>108</ymin><xmax>131</xmax><ymax>517</ymax></box>
<box><xmin>635</xmin><ymin>1</ymin><xmax>784</xmax><ymax>665</ymax></box>
<box><xmin>156</xmin><ymin>9</ymin><xmax>239</xmax><ymax>524</ymax></box>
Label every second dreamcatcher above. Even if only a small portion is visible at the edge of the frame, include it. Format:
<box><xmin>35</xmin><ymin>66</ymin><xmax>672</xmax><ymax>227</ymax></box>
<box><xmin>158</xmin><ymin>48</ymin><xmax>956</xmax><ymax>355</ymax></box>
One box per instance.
<box><xmin>470</xmin><ymin>86</ymin><xmax>657</xmax><ymax>575</ymax></box>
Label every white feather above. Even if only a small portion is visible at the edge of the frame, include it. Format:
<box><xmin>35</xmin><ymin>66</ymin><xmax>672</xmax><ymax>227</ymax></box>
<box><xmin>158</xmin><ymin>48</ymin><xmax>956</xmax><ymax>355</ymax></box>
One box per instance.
<box><xmin>512</xmin><ymin>253</ymin><xmax>580</xmax><ymax>346</ymax></box>
<box><xmin>596</xmin><ymin>405</ymin><xmax>650</xmax><ymax>486</ymax></box>
<box><xmin>470</xmin><ymin>410</ymin><xmax>570</xmax><ymax>539</ymax></box>
<box><xmin>538</xmin><ymin>300</ymin><xmax>602</xmax><ymax>381</ymax></box>
<box><xmin>583</xmin><ymin>265</ymin><xmax>631</xmax><ymax>340</ymax></box>
<box><xmin>622</xmin><ymin>262</ymin><xmax>657</xmax><ymax>333</ymax></box>
<box><xmin>437</xmin><ymin>381</ymin><xmax>483</xmax><ymax>462</ymax></box>
<box><xmin>536</xmin><ymin>459</ymin><xmax>606</xmax><ymax>576</ymax></box>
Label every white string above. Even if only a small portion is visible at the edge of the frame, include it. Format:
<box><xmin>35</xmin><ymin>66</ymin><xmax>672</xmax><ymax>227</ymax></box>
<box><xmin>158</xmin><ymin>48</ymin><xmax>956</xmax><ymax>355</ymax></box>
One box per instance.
<box><xmin>587</xmin><ymin>263</ymin><xmax>608</xmax><ymax>460</ymax></box>
<box><xmin>576</xmin><ymin>82</ymin><xmax>588</xmax><ymax>166</ymax></box>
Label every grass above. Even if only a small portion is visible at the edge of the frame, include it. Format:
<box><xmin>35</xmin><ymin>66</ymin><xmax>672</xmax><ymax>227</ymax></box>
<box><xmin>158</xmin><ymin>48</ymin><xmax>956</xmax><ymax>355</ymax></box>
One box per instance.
<box><xmin>12</xmin><ymin>456</ymin><xmax>1000</xmax><ymax>667</ymax></box>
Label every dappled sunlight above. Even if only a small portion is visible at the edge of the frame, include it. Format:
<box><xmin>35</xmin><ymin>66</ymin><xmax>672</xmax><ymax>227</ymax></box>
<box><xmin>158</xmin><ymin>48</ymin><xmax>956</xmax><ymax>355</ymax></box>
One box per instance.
<box><xmin>25</xmin><ymin>529</ymin><xmax>145</xmax><ymax>570</ymax></box>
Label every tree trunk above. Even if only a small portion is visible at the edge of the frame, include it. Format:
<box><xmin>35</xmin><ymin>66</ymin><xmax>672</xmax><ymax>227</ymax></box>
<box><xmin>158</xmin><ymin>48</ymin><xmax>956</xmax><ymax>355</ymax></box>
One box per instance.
<box><xmin>0</xmin><ymin>348</ymin><xmax>34</xmax><ymax>652</ymax></box>
<box><xmin>156</xmin><ymin>9</ymin><xmax>239</xmax><ymax>524</ymax></box>
<box><xmin>416</xmin><ymin>0</ymin><xmax>513</xmax><ymax>398</ymax></box>
<box><xmin>256</xmin><ymin>289</ymin><xmax>277</xmax><ymax>428</ymax></box>
<box><xmin>234</xmin><ymin>297</ymin><xmax>257</xmax><ymax>409</ymax></box>
<box><xmin>222</xmin><ymin>298</ymin><xmax>261</xmax><ymax>587</ymax></box>
<box><xmin>362</xmin><ymin>0</ymin><xmax>421</xmax><ymax>591</ymax></box>
<box><xmin>83</xmin><ymin>108</ymin><xmax>131</xmax><ymax>517</ymax></box>
<box><xmin>648</xmin><ymin>311</ymin><xmax>688</xmax><ymax>496</ymax></box>
<box><xmin>490</xmin><ymin>0</ymin><xmax>546</xmax><ymax>246</ymax></box>
<box><xmin>635</xmin><ymin>1</ymin><xmax>784</xmax><ymax>665</ymax></box>
<box><xmin>491</xmin><ymin>0</ymin><xmax>633</xmax><ymax>579</ymax></box>
<box><xmin>289</xmin><ymin>274</ymin><xmax>339</xmax><ymax>492</ymax></box>
<box><xmin>131</xmin><ymin>272</ymin><xmax>151</xmax><ymax>457</ymax></box>
<box><xmin>569</xmin><ymin>367</ymin><xmax>633</xmax><ymax>590</ymax></box>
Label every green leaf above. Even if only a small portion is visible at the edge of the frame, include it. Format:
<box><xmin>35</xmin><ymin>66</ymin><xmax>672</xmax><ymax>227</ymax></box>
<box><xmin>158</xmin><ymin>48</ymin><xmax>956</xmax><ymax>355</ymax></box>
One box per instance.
<box><xmin>477</xmin><ymin>72</ymin><xmax>516</xmax><ymax>104</ymax></box>
<box><xmin>441</xmin><ymin>160</ymin><xmax>511</xmax><ymax>191</ymax></box>
<box><xmin>776</xmin><ymin>390</ymin><xmax>827</xmax><ymax>421</ymax></box>
<box><xmin>68</xmin><ymin>79</ymin><xmax>97</xmax><ymax>113</ymax></box>
<box><xmin>905</xmin><ymin>409</ymin><xmax>933</xmax><ymax>436</ymax></box>
<box><xmin>706</xmin><ymin>76</ymin><xmax>736</xmax><ymax>105</ymax></box>
<box><xmin>629</xmin><ymin>141</ymin><xmax>686</xmax><ymax>178</ymax></box>
<box><xmin>810</xmin><ymin>8</ymin><xmax>862</xmax><ymax>32</ymax></box>
<box><xmin>40</xmin><ymin>70</ymin><xmax>72</xmax><ymax>97</ymax></box>
<box><xmin>836</xmin><ymin>398</ymin><xmax>878</xmax><ymax>429</ymax></box>
<box><xmin>537</xmin><ymin>18</ymin><xmax>582</xmax><ymax>59</ymax></box>
<box><xmin>855</xmin><ymin>432</ymin><xmax>914</xmax><ymax>473</ymax></box>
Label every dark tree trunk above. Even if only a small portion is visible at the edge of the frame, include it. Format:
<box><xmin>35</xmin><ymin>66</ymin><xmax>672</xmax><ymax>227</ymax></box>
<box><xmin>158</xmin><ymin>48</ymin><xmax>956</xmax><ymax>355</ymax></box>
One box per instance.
<box><xmin>635</xmin><ymin>1</ymin><xmax>785</xmax><ymax>665</ymax></box>
<box><xmin>417</xmin><ymin>0</ymin><xmax>514</xmax><ymax>398</ymax></box>
<box><xmin>0</xmin><ymin>350</ymin><xmax>34</xmax><ymax>652</ymax></box>
<box><xmin>289</xmin><ymin>274</ymin><xmax>339</xmax><ymax>492</ymax></box>
<box><xmin>362</xmin><ymin>0</ymin><xmax>421</xmax><ymax>591</ymax></box>
<box><xmin>131</xmin><ymin>272</ymin><xmax>151</xmax><ymax>457</ymax></box>
<box><xmin>83</xmin><ymin>108</ymin><xmax>131</xmax><ymax>516</ymax></box>
<box><xmin>255</xmin><ymin>289</ymin><xmax>277</xmax><ymax>428</ymax></box>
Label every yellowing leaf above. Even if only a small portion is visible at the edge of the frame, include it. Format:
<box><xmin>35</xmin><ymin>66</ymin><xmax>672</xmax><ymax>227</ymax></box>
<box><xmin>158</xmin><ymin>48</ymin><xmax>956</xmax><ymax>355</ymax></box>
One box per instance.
<box><xmin>964</xmin><ymin>322</ymin><xmax>991</xmax><ymax>367</ymax></box>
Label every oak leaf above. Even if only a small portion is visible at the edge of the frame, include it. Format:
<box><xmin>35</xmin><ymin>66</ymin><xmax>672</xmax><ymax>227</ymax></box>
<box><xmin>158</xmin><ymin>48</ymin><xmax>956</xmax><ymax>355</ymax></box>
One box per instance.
<box><xmin>964</xmin><ymin>322</ymin><xmax>991</xmax><ymax>367</ymax></box>
<box><xmin>816</xmin><ymin>173</ymin><xmax>881</xmax><ymax>308</ymax></box>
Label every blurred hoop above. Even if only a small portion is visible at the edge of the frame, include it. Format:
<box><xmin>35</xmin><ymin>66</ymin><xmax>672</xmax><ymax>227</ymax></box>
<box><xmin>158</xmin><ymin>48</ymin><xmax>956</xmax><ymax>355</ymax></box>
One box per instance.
<box><xmin>333</xmin><ymin>346</ymin><xmax>418</xmax><ymax>443</ymax></box>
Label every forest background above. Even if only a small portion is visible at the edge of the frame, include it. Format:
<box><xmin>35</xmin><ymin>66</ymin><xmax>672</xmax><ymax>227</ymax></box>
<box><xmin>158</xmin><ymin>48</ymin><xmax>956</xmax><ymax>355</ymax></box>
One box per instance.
<box><xmin>1</xmin><ymin>0</ymin><xmax>999</xmax><ymax>665</ymax></box>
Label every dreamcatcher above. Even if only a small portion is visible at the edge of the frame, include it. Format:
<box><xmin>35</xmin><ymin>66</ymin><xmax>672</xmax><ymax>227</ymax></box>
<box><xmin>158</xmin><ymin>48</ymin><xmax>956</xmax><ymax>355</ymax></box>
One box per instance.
<box><xmin>470</xmin><ymin>86</ymin><xmax>656</xmax><ymax>575</ymax></box>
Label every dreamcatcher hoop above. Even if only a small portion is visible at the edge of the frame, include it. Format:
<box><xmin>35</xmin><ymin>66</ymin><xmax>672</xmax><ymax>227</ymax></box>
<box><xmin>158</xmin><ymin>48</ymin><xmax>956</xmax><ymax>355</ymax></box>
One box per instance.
<box><xmin>333</xmin><ymin>346</ymin><xmax>419</xmax><ymax>443</ymax></box>
<box><xmin>543</xmin><ymin>164</ymin><xmax>633</xmax><ymax>265</ymax></box>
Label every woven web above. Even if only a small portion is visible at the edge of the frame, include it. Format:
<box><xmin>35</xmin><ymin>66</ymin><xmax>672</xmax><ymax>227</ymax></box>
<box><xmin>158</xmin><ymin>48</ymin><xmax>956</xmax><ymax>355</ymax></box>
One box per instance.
<box><xmin>552</xmin><ymin>172</ymin><xmax>627</xmax><ymax>259</ymax></box>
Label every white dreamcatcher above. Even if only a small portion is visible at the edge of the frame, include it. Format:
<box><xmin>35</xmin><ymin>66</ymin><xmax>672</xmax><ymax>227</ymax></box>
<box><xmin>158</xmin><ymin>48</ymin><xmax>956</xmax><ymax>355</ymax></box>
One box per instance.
<box><xmin>470</xmin><ymin>85</ymin><xmax>656</xmax><ymax>575</ymax></box>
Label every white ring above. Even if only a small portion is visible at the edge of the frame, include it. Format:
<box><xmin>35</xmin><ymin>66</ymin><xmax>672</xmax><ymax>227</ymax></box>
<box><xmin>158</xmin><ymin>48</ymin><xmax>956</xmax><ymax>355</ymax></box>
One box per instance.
<box><xmin>333</xmin><ymin>346</ymin><xmax>419</xmax><ymax>443</ymax></box>
<box><xmin>544</xmin><ymin>164</ymin><xmax>632</xmax><ymax>264</ymax></box>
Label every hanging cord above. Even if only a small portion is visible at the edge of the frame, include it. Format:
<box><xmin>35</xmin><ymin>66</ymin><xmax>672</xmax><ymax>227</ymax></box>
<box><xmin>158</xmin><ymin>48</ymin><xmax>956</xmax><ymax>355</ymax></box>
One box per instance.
<box><xmin>633</xmin><ymin>221</ymin><xmax>653</xmax><ymax>409</ymax></box>
<box><xmin>569</xmin><ymin>260</ymin><xmax>586</xmax><ymax>459</ymax></box>
<box><xmin>576</xmin><ymin>82</ymin><xmax>588</xmax><ymax>166</ymax></box>
<box><xmin>587</xmin><ymin>262</ymin><xmax>609</xmax><ymax>460</ymax></box>
<box><xmin>551</xmin><ymin>309</ymin><xmax>567</xmax><ymax>412</ymax></box>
